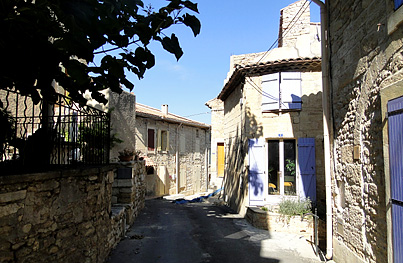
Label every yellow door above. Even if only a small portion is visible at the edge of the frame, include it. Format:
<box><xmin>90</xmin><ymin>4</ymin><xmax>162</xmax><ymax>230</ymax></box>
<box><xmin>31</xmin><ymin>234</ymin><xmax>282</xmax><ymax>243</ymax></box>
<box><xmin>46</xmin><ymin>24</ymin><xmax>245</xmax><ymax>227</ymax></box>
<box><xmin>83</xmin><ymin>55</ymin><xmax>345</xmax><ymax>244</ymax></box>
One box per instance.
<box><xmin>217</xmin><ymin>143</ymin><xmax>225</xmax><ymax>177</ymax></box>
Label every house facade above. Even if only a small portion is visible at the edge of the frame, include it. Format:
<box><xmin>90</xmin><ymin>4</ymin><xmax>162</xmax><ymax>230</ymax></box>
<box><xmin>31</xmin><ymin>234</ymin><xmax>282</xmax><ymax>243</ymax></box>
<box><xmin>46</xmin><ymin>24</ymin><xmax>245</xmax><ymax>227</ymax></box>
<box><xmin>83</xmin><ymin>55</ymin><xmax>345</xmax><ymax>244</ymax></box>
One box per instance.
<box><xmin>205</xmin><ymin>98</ymin><xmax>225</xmax><ymax>190</ymax></box>
<box><xmin>214</xmin><ymin>0</ymin><xmax>324</xmax><ymax>216</ymax></box>
<box><xmin>327</xmin><ymin>0</ymin><xmax>403</xmax><ymax>262</ymax></box>
<box><xmin>135</xmin><ymin>103</ymin><xmax>211</xmax><ymax>197</ymax></box>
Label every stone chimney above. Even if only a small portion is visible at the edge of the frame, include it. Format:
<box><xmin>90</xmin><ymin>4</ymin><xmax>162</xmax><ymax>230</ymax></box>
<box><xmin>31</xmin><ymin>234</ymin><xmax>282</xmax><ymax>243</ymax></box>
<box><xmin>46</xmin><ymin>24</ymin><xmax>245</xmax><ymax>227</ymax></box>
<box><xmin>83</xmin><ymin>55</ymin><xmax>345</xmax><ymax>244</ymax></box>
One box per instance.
<box><xmin>278</xmin><ymin>0</ymin><xmax>311</xmax><ymax>48</ymax></box>
<box><xmin>161</xmin><ymin>104</ymin><xmax>168</xmax><ymax>116</ymax></box>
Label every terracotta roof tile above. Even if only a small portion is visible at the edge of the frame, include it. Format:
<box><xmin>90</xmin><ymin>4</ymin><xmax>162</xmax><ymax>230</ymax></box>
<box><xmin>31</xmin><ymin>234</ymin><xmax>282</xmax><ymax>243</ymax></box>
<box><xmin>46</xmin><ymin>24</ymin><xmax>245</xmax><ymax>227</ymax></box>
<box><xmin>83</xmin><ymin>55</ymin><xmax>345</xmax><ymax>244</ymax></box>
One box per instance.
<box><xmin>218</xmin><ymin>56</ymin><xmax>321</xmax><ymax>100</ymax></box>
<box><xmin>136</xmin><ymin>103</ymin><xmax>210</xmax><ymax>129</ymax></box>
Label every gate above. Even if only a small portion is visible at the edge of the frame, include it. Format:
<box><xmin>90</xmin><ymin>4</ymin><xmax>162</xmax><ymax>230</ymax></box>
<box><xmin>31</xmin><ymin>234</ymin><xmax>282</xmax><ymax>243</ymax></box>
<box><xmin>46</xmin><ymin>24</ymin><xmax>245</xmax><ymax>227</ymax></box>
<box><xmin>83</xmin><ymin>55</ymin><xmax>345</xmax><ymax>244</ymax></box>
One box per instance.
<box><xmin>388</xmin><ymin>96</ymin><xmax>403</xmax><ymax>263</ymax></box>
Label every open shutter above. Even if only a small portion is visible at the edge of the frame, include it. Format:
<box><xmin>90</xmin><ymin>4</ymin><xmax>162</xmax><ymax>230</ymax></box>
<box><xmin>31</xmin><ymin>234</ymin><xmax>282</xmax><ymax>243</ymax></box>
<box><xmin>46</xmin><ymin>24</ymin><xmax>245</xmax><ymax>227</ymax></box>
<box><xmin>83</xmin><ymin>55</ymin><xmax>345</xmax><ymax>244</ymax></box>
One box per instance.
<box><xmin>281</xmin><ymin>72</ymin><xmax>302</xmax><ymax>110</ymax></box>
<box><xmin>148</xmin><ymin>129</ymin><xmax>155</xmax><ymax>150</ymax></box>
<box><xmin>249</xmin><ymin>138</ymin><xmax>265</xmax><ymax>206</ymax></box>
<box><xmin>388</xmin><ymin>96</ymin><xmax>403</xmax><ymax>263</ymax></box>
<box><xmin>395</xmin><ymin>0</ymin><xmax>403</xmax><ymax>9</ymax></box>
<box><xmin>157</xmin><ymin>129</ymin><xmax>162</xmax><ymax>151</ymax></box>
<box><xmin>298</xmin><ymin>138</ymin><xmax>316</xmax><ymax>203</ymax></box>
<box><xmin>261</xmin><ymin>73</ymin><xmax>280</xmax><ymax>111</ymax></box>
<box><xmin>166</xmin><ymin>131</ymin><xmax>170</xmax><ymax>151</ymax></box>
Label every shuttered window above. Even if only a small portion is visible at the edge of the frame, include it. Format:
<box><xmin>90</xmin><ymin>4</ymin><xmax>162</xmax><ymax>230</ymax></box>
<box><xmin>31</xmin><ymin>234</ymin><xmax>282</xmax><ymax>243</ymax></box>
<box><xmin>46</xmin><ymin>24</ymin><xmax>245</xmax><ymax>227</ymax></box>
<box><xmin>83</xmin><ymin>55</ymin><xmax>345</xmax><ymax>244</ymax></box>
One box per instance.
<box><xmin>148</xmin><ymin>129</ymin><xmax>155</xmax><ymax>151</ymax></box>
<box><xmin>261</xmin><ymin>72</ymin><xmax>302</xmax><ymax>112</ymax></box>
<box><xmin>157</xmin><ymin>129</ymin><xmax>169</xmax><ymax>152</ymax></box>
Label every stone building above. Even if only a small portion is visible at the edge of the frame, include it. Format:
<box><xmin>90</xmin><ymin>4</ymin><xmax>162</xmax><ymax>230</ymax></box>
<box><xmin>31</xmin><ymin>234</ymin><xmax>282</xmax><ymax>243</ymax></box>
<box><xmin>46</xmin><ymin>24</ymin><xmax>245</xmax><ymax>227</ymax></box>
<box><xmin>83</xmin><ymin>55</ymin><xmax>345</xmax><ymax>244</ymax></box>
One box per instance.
<box><xmin>135</xmin><ymin>103</ymin><xmax>211</xmax><ymax>197</ymax></box>
<box><xmin>327</xmin><ymin>0</ymin><xmax>403</xmax><ymax>262</ymax></box>
<box><xmin>211</xmin><ymin>0</ymin><xmax>324</xmax><ymax>216</ymax></box>
<box><xmin>205</xmin><ymin>98</ymin><xmax>225</xmax><ymax>190</ymax></box>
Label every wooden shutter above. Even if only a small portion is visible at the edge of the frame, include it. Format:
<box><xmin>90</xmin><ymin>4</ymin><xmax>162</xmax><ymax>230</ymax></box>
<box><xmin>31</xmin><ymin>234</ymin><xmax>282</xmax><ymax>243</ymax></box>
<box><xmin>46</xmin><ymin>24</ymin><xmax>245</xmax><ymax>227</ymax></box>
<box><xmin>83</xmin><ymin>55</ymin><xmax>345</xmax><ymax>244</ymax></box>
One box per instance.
<box><xmin>148</xmin><ymin>129</ymin><xmax>155</xmax><ymax>150</ymax></box>
<box><xmin>395</xmin><ymin>0</ymin><xmax>403</xmax><ymax>9</ymax></box>
<box><xmin>165</xmin><ymin>131</ymin><xmax>169</xmax><ymax>151</ymax></box>
<box><xmin>249</xmin><ymin>138</ymin><xmax>265</xmax><ymax>206</ymax></box>
<box><xmin>261</xmin><ymin>73</ymin><xmax>280</xmax><ymax>111</ymax></box>
<box><xmin>388</xmin><ymin>96</ymin><xmax>403</xmax><ymax>263</ymax></box>
<box><xmin>281</xmin><ymin>72</ymin><xmax>302</xmax><ymax>110</ymax></box>
<box><xmin>298</xmin><ymin>138</ymin><xmax>316</xmax><ymax>203</ymax></box>
<box><xmin>157</xmin><ymin>129</ymin><xmax>162</xmax><ymax>151</ymax></box>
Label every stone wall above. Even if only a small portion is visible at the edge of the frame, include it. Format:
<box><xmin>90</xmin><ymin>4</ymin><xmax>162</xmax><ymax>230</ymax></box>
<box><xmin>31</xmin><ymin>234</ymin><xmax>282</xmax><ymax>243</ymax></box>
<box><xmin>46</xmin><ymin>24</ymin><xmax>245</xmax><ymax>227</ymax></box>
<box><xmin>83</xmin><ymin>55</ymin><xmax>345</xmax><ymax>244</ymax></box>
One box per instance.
<box><xmin>328</xmin><ymin>0</ymin><xmax>403</xmax><ymax>262</ymax></box>
<box><xmin>0</xmin><ymin>163</ymin><xmax>146</xmax><ymax>262</ymax></box>
<box><xmin>135</xmin><ymin>116</ymin><xmax>210</xmax><ymax>197</ymax></box>
<box><xmin>222</xmin><ymin>83</ymin><xmax>249</xmax><ymax>216</ymax></box>
<box><xmin>245</xmin><ymin>207</ymin><xmax>314</xmax><ymax>239</ymax></box>
<box><xmin>205</xmin><ymin>98</ymin><xmax>225</xmax><ymax>190</ymax></box>
<box><xmin>278</xmin><ymin>0</ymin><xmax>311</xmax><ymax>48</ymax></box>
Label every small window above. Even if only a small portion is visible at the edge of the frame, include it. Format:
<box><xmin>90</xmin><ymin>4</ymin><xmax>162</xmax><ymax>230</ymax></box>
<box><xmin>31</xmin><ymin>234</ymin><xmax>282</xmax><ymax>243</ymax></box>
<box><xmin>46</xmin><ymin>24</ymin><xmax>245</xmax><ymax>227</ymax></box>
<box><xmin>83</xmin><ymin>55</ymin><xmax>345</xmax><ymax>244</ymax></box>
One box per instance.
<box><xmin>148</xmin><ymin>129</ymin><xmax>155</xmax><ymax>151</ymax></box>
<box><xmin>395</xmin><ymin>0</ymin><xmax>403</xmax><ymax>10</ymax></box>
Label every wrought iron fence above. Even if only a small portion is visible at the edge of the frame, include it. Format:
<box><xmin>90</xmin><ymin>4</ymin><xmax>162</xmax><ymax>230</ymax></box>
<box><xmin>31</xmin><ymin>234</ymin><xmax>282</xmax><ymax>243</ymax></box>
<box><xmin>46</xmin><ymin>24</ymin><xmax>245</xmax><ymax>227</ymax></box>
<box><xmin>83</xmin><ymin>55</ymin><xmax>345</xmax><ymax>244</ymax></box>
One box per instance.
<box><xmin>0</xmin><ymin>88</ymin><xmax>110</xmax><ymax>173</ymax></box>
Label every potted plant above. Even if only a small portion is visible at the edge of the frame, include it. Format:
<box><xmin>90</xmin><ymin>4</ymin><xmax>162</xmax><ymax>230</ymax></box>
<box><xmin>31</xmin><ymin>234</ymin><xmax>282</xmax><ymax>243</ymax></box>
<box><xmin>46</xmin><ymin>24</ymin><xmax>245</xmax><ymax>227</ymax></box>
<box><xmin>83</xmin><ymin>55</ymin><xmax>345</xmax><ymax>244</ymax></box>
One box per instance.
<box><xmin>118</xmin><ymin>148</ymin><xmax>136</xmax><ymax>162</ymax></box>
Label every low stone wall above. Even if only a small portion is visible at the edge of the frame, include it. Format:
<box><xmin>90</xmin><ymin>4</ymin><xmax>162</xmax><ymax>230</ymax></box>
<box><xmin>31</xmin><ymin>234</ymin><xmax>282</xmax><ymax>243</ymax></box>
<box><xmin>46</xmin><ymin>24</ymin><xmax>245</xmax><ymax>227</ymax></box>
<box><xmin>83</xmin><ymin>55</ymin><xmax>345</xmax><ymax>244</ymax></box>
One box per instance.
<box><xmin>112</xmin><ymin>161</ymin><xmax>146</xmax><ymax>225</ymax></box>
<box><xmin>245</xmin><ymin>207</ymin><xmax>314</xmax><ymax>239</ymax></box>
<box><xmin>0</xmin><ymin>162</ymin><xmax>146</xmax><ymax>263</ymax></box>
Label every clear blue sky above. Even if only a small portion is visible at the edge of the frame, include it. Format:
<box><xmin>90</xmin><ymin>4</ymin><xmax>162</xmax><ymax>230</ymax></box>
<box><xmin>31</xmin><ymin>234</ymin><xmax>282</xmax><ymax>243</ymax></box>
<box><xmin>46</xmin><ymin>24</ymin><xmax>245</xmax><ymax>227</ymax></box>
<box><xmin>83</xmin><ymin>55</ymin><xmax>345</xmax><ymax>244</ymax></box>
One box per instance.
<box><xmin>126</xmin><ymin>0</ymin><xmax>320</xmax><ymax>124</ymax></box>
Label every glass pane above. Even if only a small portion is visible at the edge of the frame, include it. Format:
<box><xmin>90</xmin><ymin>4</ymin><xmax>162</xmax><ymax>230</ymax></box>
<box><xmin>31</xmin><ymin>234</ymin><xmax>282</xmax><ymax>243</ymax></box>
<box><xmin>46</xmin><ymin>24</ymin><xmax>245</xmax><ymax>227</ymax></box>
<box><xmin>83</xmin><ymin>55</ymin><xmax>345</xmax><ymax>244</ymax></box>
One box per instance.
<box><xmin>284</xmin><ymin>140</ymin><xmax>296</xmax><ymax>196</ymax></box>
<box><xmin>268</xmin><ymin>140</ymin><xmax>279</xmax><ymax>195</ymax></box>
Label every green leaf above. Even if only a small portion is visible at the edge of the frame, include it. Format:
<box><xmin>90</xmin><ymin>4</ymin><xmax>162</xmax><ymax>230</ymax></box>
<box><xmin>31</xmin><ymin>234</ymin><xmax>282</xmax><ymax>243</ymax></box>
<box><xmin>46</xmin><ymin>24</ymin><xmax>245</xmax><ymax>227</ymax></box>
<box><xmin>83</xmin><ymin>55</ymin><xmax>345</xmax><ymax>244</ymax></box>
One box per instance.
<box><xmin>160</xmin><ymin>34</ymin><xmax>183</xmax><ymax>61</ymax></box>
<box><xmin>181</xmin><ymin>14</ymin><xmax>201</xmax><ymax>36</ymax></box>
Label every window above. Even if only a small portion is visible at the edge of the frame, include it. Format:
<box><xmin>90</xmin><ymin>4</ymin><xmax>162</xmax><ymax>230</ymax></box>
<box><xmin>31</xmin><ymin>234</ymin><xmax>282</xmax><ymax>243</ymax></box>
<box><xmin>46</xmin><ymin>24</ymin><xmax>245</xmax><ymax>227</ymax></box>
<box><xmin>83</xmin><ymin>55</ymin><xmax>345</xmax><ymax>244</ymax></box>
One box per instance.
<box><xmin>261</xmin><ymin>72</ymin><xmax>302</xmax><ymax>112</ymax></box>
<box><xmin>267</xmin><ymin>139</ymin><xmax>296</xmax><ymax>196</ymax></box>
<box><xmin>157</xmin><ymin>129</ymin><xmax>169</xmax><ymax>152</ymax></box>
<box><xmin>395</xmin><ymin>0</ymin><xmax>403</xmax><ymax>10</ymax></box>
<box><xmin>148</xmin><ymin>129</ymin><xmax>155</xmax><ymax>151</ymax></box>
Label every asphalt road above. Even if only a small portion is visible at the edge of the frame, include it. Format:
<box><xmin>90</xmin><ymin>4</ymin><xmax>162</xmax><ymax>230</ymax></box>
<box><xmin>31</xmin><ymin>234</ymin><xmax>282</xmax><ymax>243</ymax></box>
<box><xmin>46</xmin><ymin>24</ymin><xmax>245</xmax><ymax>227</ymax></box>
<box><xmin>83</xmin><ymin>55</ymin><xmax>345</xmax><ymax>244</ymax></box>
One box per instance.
<box><xmin>107</xmin><ymin>196</ymin><xmax>321</xmax><ymax>263</ymax></box>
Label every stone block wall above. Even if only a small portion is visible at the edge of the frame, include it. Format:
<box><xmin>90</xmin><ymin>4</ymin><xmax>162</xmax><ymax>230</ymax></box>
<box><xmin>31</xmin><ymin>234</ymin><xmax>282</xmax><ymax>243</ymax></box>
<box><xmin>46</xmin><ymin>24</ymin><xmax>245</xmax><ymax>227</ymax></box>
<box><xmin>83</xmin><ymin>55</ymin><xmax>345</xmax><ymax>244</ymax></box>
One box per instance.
<box><xmin>328</xmin><ymin>0</ymin><xmax>403</xmax><ymax>262</ymax></box>
<box><xmin>205</xmin><ymin>98</ymin><xmax>225</xmax><ymax>190</ymax></box>
<box><xmin>0</xmin><ymin>163</ymin><xmax>146</xmax><ymax>263</ymax></box>
<box><xmin>245</xmin><ymin>207</ymin><xmax>314</xmax><ymax>240</ymax></box>
<box><xmin>112</xmin><ymin>161</ymin><xmax>146</xmax><ymax>225</ymax></box>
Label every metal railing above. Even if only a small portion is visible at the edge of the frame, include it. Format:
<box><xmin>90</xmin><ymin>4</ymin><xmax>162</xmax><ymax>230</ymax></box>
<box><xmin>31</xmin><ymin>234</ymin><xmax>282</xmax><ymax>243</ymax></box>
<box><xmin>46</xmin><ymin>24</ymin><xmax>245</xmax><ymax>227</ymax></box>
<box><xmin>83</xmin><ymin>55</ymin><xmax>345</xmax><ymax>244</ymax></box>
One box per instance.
<box><xmin>0</xmin><ymin>88</ymin><xmax>110</xmax><ymax>173</ymax></box>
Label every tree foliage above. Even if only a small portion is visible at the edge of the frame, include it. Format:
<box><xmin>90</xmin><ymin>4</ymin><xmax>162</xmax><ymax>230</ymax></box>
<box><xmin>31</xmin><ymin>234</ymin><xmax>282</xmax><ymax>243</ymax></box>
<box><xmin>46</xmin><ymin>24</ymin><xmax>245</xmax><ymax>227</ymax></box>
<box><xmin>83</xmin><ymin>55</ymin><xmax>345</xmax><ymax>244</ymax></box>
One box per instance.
<box><xmin>0</xmin><ymin>0</ymin><xmax>200</xmax><ymax>105</ymax></box>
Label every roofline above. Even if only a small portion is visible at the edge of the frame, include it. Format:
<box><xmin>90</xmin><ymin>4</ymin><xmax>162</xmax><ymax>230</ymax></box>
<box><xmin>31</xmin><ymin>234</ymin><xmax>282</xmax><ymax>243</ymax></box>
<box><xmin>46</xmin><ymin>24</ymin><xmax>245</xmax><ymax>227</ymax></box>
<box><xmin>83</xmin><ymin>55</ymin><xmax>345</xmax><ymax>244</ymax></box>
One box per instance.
<box><xmin>136</xmin><ymin>103</ymin><xmax>210</xmax><ymax>129</ymax></box>
<box><xmin>217</xmin><ymin>57</ymin><xmax>321</xmax><ymax>101</ymax></box>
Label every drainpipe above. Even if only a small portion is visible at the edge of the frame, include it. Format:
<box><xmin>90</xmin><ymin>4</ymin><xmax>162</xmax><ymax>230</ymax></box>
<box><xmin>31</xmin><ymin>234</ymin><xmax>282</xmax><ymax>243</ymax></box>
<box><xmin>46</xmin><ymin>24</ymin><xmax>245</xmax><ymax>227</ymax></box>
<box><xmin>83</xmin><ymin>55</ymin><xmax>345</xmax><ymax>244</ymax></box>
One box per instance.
<box><xmin>311</xmin><ymin>0</ymin><xmax>333</xmax><ymax>260</ymax></box>
<box><xmin>205</xmin><ymin>127</ymin><xmax>210</xmax><ymax>192</ymax></box>
<box><xmin>176</xmin><ymin>123</ymin><xmax>183</xmax><ymax>195</ymax></box>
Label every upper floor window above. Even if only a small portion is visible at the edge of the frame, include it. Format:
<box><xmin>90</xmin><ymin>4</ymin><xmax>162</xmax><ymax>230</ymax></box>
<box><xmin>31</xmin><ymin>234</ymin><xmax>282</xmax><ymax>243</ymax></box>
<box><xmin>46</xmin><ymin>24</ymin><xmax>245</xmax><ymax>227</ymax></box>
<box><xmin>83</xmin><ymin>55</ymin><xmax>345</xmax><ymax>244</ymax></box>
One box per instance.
<box><xmin>395</xmin><ymin>0</ymin><xmax>403</xmax><ymax>10</ymax></box>
<box><xmin>261</xmin><ymin>72</ymin><xmax>302</xmax><ymax>112</ymax></box>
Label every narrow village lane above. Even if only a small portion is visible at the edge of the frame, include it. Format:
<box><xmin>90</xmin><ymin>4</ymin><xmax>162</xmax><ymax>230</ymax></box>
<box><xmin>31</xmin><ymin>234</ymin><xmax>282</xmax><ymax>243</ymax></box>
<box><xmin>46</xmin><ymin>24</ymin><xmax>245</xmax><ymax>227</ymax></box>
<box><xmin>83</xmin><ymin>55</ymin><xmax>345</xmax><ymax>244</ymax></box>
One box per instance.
<box><xmin>107</xmin><ymin>196</ymin><xmax>321</xmax><ymax>263</ymax></box>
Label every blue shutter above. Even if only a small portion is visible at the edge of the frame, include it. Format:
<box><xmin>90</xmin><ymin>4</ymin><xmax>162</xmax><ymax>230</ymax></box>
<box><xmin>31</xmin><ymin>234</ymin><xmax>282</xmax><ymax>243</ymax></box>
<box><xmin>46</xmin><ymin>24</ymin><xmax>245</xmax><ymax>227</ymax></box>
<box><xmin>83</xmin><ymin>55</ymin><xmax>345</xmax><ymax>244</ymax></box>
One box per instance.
<box><xmin>249</xmin><ymin>138</ymin><xmax>265</xmax><ymax>206</ymax></box>
<box><xmin>298</xmin><ymin>138</ymin><xmax>316</xmax><ymax>203</ymax></box>
<box><xmin>261</xmin><ymin>73</ymin><xmax>280</xmax><ymax>111</ymax></box>
<box><xmin>395</xmin><ymin>0</ymin><xmax>403</xmax><ymax>9</ymax></box>
<box><xmin>388</xmin><ymin>96</ymin><xmax>403</xmax><ymax>263</ymax></box>
<box><xmin>281</xmin><ymin>72</ymin><xmax>302</xmax><ymax>110</ymax></box>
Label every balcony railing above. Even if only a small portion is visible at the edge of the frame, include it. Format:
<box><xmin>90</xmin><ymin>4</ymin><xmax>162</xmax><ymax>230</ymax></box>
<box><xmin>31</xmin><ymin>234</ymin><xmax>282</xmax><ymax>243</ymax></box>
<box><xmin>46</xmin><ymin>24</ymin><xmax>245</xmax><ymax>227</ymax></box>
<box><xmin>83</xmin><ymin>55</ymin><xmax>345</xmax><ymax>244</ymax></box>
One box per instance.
<box><xmin>0</xmin><ymin>88</ymin><xmax>110</xmax><ymax>174</ymax></box>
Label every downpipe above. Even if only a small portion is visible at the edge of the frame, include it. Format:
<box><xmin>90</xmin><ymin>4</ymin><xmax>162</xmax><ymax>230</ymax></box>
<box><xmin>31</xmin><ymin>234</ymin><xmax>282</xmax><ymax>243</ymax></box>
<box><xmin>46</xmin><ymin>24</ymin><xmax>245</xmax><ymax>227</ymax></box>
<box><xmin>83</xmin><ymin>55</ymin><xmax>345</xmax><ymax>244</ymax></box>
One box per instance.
<box><xmin>311</xmin><ymin>0</ymin><xmax>333</xmax><ymax>260</ymax></box>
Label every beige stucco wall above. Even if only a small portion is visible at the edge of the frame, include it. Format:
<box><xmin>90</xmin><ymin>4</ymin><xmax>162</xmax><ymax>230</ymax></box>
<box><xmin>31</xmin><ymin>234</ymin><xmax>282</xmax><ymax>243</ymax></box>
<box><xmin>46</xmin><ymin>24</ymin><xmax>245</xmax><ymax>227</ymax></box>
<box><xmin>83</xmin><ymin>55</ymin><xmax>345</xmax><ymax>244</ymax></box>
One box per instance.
<box><xmin>328</xmin><ymin>0</ymin><xmax>403</xmax><ymax>262</ymax></box>
<box><xmin>135</xmin><ymin>116</ymin><xmax>210</xmax><ymax>197</ymax></box>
